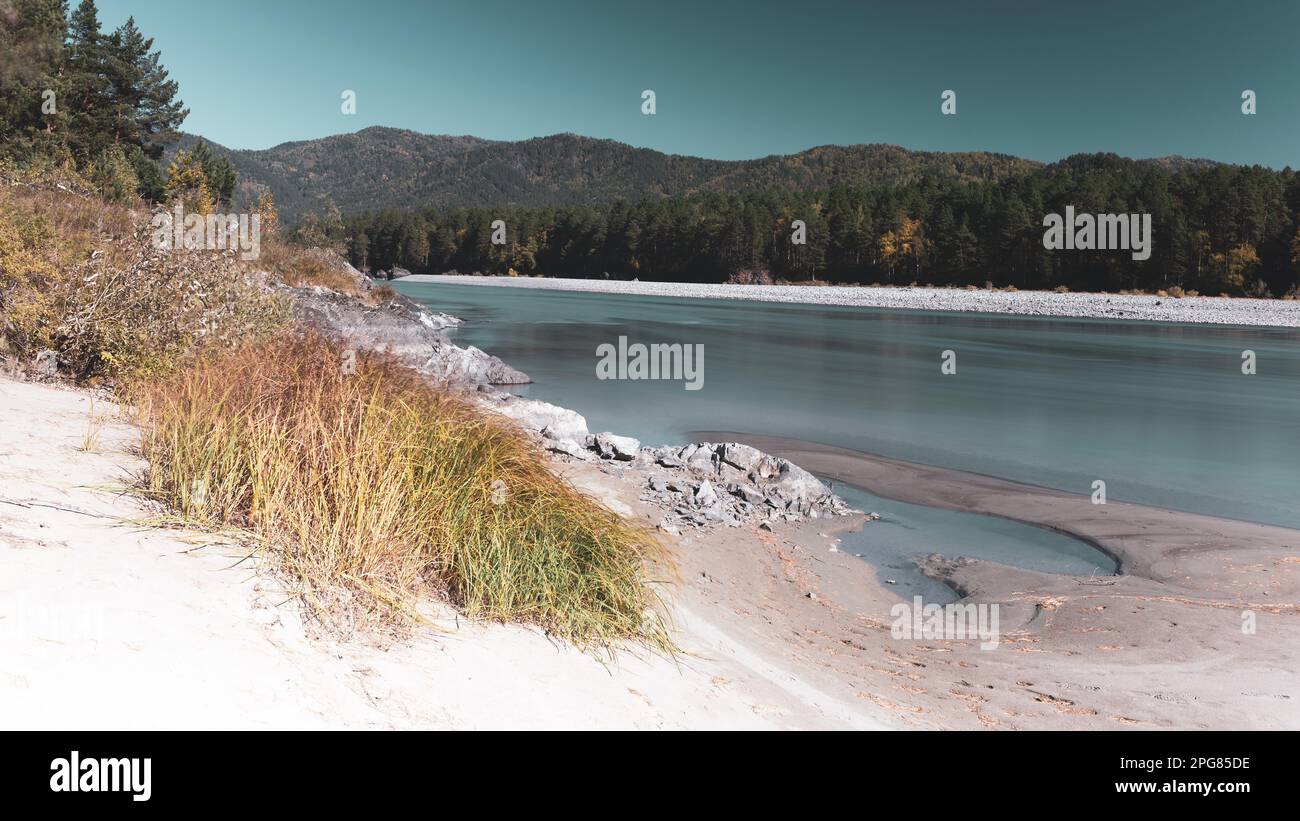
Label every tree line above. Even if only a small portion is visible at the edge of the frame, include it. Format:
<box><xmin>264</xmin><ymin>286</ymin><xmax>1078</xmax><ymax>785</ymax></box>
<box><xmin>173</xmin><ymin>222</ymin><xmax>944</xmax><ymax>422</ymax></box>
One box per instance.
<box><xmin>334</xmin><ymin>155</ymin><xmax>1300</xmax><ymax>296</ymax></box>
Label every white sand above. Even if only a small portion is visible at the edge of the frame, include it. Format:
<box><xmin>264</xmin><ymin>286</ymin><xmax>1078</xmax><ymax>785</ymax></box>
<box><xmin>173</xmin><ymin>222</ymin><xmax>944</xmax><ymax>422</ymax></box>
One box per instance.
<box><xmin>0</xmin><ymin>377</ymin><xmax>884</xmax><ymax>730</ymax></box>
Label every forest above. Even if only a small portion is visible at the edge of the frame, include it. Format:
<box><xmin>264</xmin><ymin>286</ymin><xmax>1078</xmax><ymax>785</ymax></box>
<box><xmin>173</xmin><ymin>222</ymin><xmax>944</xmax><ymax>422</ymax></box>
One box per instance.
<box><xmin>331</xmin><ymin>154</ymin><xmax>1300</xmax><ymax>295</ymax></box>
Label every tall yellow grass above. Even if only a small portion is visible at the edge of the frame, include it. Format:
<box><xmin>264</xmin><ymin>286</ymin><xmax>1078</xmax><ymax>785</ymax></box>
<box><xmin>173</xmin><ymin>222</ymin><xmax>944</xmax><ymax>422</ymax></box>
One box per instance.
<box><xmin>130</xmin><ymin>332</ymin><xmax>673</xmax><ymax>651</ymax></box>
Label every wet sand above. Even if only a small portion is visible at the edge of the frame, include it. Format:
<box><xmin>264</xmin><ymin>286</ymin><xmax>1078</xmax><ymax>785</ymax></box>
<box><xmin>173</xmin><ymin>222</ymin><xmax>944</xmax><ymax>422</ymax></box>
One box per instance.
<box><xmin>660</xmin><ymin>430</ymin><xmax>1300</xmax><ymax>728</ymax></box>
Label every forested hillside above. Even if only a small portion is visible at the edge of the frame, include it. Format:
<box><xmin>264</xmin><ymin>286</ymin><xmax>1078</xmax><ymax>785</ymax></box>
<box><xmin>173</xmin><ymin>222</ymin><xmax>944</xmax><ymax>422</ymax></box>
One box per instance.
<box><xmin>173</xmin><ymin>129</ymin><xmax>1041</xmax><ymax>221</ymax></box>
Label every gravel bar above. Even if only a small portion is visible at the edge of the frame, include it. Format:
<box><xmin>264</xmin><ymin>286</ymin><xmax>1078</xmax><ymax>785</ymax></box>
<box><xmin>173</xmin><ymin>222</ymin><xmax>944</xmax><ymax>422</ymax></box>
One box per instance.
<box><xmin>399</xmin><ymin>275</ymin><xmax>1300</xmax><ymax>328</ymax></box>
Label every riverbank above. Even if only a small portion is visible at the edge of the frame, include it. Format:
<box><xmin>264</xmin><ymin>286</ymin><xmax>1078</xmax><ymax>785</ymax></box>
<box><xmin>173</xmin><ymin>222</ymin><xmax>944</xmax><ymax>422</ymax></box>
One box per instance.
<box><xmin>400</xmin><ymin>274</ymin><xmax>1300</xmax><ymax>327</ymax></box>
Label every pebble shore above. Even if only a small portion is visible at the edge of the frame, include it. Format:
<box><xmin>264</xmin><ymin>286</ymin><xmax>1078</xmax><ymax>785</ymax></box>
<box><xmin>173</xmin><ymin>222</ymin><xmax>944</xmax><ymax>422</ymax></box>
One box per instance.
<box><xmin>402</xmin><ymin>274</ymin><xmax>1300</xmax><ymax>328</ymax></box>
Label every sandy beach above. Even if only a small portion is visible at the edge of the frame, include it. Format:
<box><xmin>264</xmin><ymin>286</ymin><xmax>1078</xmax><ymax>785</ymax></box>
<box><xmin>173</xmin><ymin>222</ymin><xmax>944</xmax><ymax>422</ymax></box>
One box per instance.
<box><xmin>0</xmin><ymin>377</ymin><xmax>887</xmax><ymax>730</ymax></box>
<box><xmin>400</xmin><ymin>275</ymin><xmax>1300</xmax><ymax>328</ymax></box>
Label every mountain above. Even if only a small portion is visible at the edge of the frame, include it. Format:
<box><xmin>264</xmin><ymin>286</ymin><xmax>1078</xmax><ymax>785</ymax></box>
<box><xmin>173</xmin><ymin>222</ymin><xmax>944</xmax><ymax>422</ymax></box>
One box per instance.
<box><xmin>172</xmin><ymin>127</ymin><xmax>1044</xmax><ymax>221</ymax></box>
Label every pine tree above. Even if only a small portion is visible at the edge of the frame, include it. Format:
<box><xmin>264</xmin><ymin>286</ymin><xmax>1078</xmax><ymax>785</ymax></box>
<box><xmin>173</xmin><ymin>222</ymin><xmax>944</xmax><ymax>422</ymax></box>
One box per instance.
<box><xmin>191</xmin><ymin>139</ymin><xmax>235</xmax><ymax>207</ymax></box>
<box><xmin>0</xmin><ymin>0</ymin><xmax>67</xmax><ymax>159</ymax></box>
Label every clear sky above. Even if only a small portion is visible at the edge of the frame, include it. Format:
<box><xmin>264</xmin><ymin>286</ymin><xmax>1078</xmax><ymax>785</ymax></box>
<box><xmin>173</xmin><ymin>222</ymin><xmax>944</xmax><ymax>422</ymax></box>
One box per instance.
<box><xmin>97</xmin><ymin>0</ymin><xmax>1298</xmax><ymax>167</ymax></box>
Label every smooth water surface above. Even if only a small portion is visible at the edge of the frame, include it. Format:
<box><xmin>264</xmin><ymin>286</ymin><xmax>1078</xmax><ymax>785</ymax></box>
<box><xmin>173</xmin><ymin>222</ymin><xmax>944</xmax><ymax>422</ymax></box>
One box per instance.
<box><xmin>396</xmin><ymin>281</ymin><xmax>1300</xmax><ymax>570</ymax></box>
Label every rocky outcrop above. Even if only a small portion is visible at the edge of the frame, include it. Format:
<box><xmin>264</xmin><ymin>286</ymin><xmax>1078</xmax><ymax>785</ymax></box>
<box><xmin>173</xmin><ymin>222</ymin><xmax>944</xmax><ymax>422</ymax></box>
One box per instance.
<box><xmin>289</xmin><ymin>282</ymin><xmax>529</xmax><ymax>386</ymax></box>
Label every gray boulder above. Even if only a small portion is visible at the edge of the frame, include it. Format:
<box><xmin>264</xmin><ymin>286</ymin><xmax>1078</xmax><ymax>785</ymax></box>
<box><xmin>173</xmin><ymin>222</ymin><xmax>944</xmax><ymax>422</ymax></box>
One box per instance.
<box><xmin>425</xmin><ymin>344</ymin><xmax>530</xmax><ymax>385</ymax></box>
<box><xmin>771</xmin><ymin>460</ymin><xmax>832</xmax><ymax>503</ymax></box>
<box><xmin>694</xmin><ymin>479</ymin><xmax>719</xmax><ymax>507</ymax></box>
<box><xmin>546</xmin><ymin>439</ymin><xmax>591</xmax><ymax>460</ymax></box>
<box><xmin>33</xmin><ymin>349</ymin><xmax>58</xmax><ymax>377</ymax></box>
<box><xmin>493</xmin><ymin>397</ymin><xmax>589</xmax><ymax>441</ymax></box>
<box><xmin>719</xmin><ymin>442</ymin><xmax>765</xmax><ymax>472</ymax></box>
<box><xmin>686</xmin><ymin>444</ymin><xmax>717</xmax><ymax>473</ymax></box>
<box><xmin>594</xmin><ymin>432</ymin><xmax>641</xmax><ymax>460</ymax></box>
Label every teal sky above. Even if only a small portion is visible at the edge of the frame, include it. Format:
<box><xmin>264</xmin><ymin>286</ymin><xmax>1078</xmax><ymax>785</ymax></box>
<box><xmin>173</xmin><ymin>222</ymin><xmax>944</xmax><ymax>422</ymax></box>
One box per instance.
<box><xmin>98</xmin><ymin>0</ymin><xmax>1298</xmax><ymax>167</ymax></box>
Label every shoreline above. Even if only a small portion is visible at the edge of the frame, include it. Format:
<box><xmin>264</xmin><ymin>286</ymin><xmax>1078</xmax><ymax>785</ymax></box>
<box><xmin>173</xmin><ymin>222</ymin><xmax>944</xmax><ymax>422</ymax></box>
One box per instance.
<box><xmin>678</xmin><ymin>431</ymin><xmax>1300</xmax><ymax>728</ymax></box>
<box><xmin>398</xmin><ymin>274</ymin><xmax>1300</xmax><ymax>328</ymax></box>
<box><xmin>692</xmin><ymin>430</ymin><xmax>1300</xmax><ymax>591</ymax></box>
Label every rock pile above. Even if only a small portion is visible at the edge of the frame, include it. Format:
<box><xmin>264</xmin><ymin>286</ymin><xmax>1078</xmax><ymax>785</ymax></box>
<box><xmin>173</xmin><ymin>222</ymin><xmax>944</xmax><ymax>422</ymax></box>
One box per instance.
<box><xmin>485</xmin><ymin>393</ymin><xmax>858</xmax><ymax>532</ymax></box>
<box><xmin>636</xmin><ymin>441</ymin><xmax>858</xmax><ymax>532</ymax></box>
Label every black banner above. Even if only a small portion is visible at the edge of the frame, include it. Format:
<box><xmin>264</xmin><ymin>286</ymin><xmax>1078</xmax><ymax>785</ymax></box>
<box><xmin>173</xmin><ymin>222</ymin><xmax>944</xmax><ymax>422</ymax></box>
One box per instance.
<box><xmin>0</xmin><ymin>730</ymin><xmax>1287</xmax><ymax>807</ymax></box>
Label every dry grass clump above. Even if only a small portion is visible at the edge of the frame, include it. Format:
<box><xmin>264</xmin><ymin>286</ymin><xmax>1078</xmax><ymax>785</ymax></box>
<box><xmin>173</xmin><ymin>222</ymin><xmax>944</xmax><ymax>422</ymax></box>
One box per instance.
<box><xmin>260</xmin><ymin>242</ymin><xmax>394</xmax><ymax>307</ymax></box>
<box><xmin>131</xmin><ymin>332</ymin><xmax>674</xmax><ymax>651</ymax></box>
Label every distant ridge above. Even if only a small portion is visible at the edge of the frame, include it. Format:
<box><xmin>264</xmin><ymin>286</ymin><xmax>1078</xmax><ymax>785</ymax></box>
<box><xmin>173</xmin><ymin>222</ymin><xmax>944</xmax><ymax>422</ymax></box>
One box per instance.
<box><xmin>172</xmin><ymin>127</ymin><xmax>1041</xmax><ymax>220</ymax></box>
<box><xmin>172</xmin><ymin>127</ymin><xmax>1227</xmax><ymax>221</ymax></box>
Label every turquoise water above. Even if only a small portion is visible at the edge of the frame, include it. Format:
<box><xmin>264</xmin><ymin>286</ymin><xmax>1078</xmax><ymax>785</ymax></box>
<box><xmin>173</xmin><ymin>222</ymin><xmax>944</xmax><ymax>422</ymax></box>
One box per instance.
<box><xmin>830</xmin><ymin>484</ymin><xmax>1113</xmax><ymax>601</ymax></box>
<box><xmin>395</xmin><ymin>281</ymin><xmax>1300</xmax><ymax>573</ymax></box>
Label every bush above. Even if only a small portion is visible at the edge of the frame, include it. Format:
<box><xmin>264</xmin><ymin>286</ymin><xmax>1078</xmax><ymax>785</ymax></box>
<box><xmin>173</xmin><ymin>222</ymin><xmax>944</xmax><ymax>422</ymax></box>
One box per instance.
<box><xmin>726</xmin><ymin>269</ymin><xmax>774</xmax><ymax>285</ymax></box>
<box><xmin>56</xmin><ymin>222</ymin><xmax>290</xmax><ymax>378</ymax></box>
<box><xmin>131</xmin><ymin>332</ymin><xmax>674</xmax><ymax>649</ymax></box>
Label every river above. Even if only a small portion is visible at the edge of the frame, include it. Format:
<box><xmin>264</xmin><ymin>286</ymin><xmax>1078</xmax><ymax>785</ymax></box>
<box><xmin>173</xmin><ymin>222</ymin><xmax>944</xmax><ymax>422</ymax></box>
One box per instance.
<box><xmin>395</xmin><ymin>280</ymin><xmax>1300</xmax><ymax>588</ymax></box>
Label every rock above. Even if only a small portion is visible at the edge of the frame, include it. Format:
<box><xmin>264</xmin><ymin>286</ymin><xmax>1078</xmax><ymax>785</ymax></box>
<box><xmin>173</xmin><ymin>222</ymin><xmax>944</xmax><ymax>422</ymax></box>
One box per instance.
<box><xmin>545</xmin><ymin>439</ymin><xmax>590</xmax><ymax>460</ymax></box>
<box><xmin>426</xmin><ymin>344</ymin><xmax>530</xmax><ymax>385</ymax></box>
<box><xmin>417</xmin><ymin>311</ymin><xmax>462</xmax><ymax>330</ymax></box>
<box><xmin>494</xmin><ymin>398</ymin><xmax>588</xmax><ymax>441</ymax></box>
<box><xmin>292</xmin><ymin>281</ymin><xmax>529</xmax><ymax>386</ymax></box>
<box><xmin>654</xmin><ymin>446</ymin><xmax>685</xmax><ymax>468</ymax></box>
<box><xmin>751</xmin><ymin>455</ymin><xmax>782</xmax><ymax>481</ymax></box>
<box><xmin>390</xmin><ymin>266</ymin><xmax>412</xmax><ymax>279</ymax></box>
<box><xmin>686</xmin><ymin>444</ymin><xmax>717</xmax><ymax>473</ymax></box>
<box><xmin>700</xmin><ymin>503</ymin><xmax>727</xmax><ymax>522</ymax></box>
<box><xmin>719</xmin><ymin>442</ymin><xmax>765</xmax><ymax>472</ymax></box>
<box><xmin>759</xmin><ymin>521</ymin><xmax>773</xmax><ymax>532</ymax></box>
<box><xmin>648</xmin><ymin>476</ymin><xmax>668</xmax><ymax>493</ymax></box>
<box><xmin>33</xmin><ymin>349</ymin><xmax>57</xmax><ymax>377</ymax></box>
<box><xmin>732</xmin><ymin>484</ymin><xmax>766</xmax><ymax>505</ymax></box>
<box><xmin>694</xmin><ymin>479</ymin><xmax>719</xmax><ymax>507</ymax></box>
<box><xmin>716</xmin><ymin>461</ymin><xmax>749</xmax><ymax>485</ymax></box>
<box><xmin>770</xmin><ymin>460</ymin><xmax>831</xmax><ymax>503</ymax></box>
<box><xmin>594</xmin><ymin>432</ymin><xmax>640</xmax><ymax>460</ymax></box>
